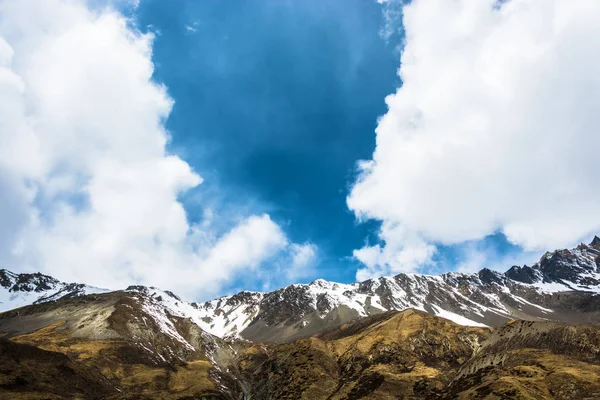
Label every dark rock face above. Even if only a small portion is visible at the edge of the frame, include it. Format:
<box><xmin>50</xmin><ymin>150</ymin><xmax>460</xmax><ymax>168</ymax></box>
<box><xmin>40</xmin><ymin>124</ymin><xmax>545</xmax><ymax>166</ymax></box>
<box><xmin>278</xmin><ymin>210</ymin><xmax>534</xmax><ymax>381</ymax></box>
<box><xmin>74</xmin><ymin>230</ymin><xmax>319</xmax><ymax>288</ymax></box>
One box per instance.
<box><xmin>10</xmin><ymin>272</ymin><xmax>59</xmax><ymax>293</ymax></box>
<box><xmin>590</xmin><ymin>235</ymin><xmax>600</xmax><ymax>250</ymax></box>
<box><xmin>125</xmin><ymin>285</ymin><xmax>147</xmax><ymax>292</ymax></box>
<box><xmin>505</xmin><ymin>265</ymin><xmax>538</xmax><ymax>283</ymax></box>
<box><xmin>315</xmin><ymin>293</ymin><xmax>333</xmax><ymax>314</ymax></box>
<box><xmin>478</xmin><ymin>268</ymin><xmax>505</xmax><ymax>285</ymax></box>
<box><xmin>504</xmin><ymin>239</ymin><xmax>600</xmax><ymax>288</ymax></box>
<box><xmin>163</xmin><ymin>290</ymin><xmax>181</xmax><ymax>301</ymax></box>
<box><xmin>256</xmin><ymin>285</ymin><xmax>316</xmax><ymax>327</ymax></box>
<box><xmin>538</xmin><ymin>250</ymin><xmax>592</xmax><ymax>284</ymax></box>
<box><xmin>0</xmin><ymin>269</ymin><xmax>13</xmax><ymax>288</ymax></box>
<box><xmin>225</xmin><ymin>291</ymin><xmax>260</xmax><ymax>307</ymax></box>
<box><xmin>358</xmin><ymin>279</ymin><xmax>378</xmax><ymax>294</ymax></box>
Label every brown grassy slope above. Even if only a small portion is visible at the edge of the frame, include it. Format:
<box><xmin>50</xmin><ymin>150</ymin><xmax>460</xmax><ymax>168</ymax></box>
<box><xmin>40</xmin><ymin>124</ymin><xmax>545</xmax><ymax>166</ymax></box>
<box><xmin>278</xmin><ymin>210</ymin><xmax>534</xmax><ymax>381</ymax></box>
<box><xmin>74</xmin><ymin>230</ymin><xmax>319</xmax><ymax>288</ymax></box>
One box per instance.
<box><xmin>0</xmin><ymin>337</ymin><xmax>117</xmax><ymax>400</ymax></box>
<box><xmin>237</xmin><ymin>310</ymin><xmax>600</xmax><ymax>399</ymax></box>
<box><xmin>6</xmin><ymin>321</ymin><xmax>224</xmax><ymax>399</ymax></box>
<box><xmin>0</xmin><ymin>293</ymin><xmax>240</xmax><ymax>400</ymax></box>
<box><xmin>447</xmin><ymin>320</ymin><xmax>600</xmax><ymax>400</ymax></box>
<box><xmin>238</xmin><ymin>309</ymin><xmax>490</xmax><ymax>399</ymax></box>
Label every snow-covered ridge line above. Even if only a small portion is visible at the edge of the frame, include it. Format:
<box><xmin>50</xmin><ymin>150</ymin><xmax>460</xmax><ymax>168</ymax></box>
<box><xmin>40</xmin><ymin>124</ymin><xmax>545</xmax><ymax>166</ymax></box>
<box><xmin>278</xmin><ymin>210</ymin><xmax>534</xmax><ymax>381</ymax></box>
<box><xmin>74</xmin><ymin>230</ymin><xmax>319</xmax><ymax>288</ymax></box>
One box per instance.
<box><xmin>190</xmin><ymin>238</ymin><xmax>600</xmax><ymax>337</ymax></box>
<box><xmin>1</xmin><ymin>237</ymin><xmax>599</xmax><ymax>339</ymax></box>
<box><xmin>0</xmin><ymin>269</ymin><xmax>109</xmax><ymax>313</ymax></box>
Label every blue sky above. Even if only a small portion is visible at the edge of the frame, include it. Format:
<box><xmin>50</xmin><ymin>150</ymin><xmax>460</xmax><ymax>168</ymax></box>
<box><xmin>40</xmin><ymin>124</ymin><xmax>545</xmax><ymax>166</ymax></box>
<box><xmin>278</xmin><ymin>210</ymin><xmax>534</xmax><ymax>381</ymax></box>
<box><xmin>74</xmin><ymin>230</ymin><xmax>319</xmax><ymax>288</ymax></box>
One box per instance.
<box><xmin>133</xmin><ymin>0</ymin><xmax>401</xmax><ymax>285</ymax></box>
<box><xmin>2</xmin><ymin>0</ymin><xmax>599</xmax><ymax>300</ymax></box>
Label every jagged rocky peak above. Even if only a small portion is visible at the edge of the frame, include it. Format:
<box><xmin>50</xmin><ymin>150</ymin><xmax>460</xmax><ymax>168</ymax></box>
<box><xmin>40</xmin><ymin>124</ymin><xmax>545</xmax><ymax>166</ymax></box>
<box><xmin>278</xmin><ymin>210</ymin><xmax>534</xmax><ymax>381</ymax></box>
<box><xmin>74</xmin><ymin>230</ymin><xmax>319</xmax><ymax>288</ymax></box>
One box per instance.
<box><xmin>0</xmin><ymin>269</ymin><xmax>108</xmax><ymax>313</ymax></box>
<box><xmin>308</xmin><ymin>278</ymin><xmax>348</xmax><ymax>291</ymax></box>
<box><xmin>502</xmin><ymin>237</ymin><xmax>600</xmax><ymax>288</ymax></box>
<box><xmin>309</xmin><ymin>278</ymin><xmax>329</xmax><ymax>287</ymax></box>
<box><xmin>0</xmin><ymin>269</ymin><xmax>15</xmax><ymax>288</ymax></box>
<box><xmin>504</xmin><ymin>264</ymin><xmax>540</xmax><ymax>284</ymax></box>
<box><xmin>477</xmin><ymin>268</ymin><xmax>505</xmax><ymax>285</ymax></box>
<box><xmin>125</xmin><ymin>285</ymin><xmax>182</xmax><ymax>302</ymax></box>
<box><xmin>225</xmin><ymin>290</ymin><xmax>262</xmax><ymax>307</ymax></box>
<box><xmin>0</xmin><ymin>269</ymin><xmax>59</xmax><ymax>292</ymax></box>
<box><xmin>125</xmin><ymin>284</ymin><xmax>149</xmax><ymax>292</ymax></box>
<box><xmin>357</xmin><ymin>277</ymin><xmax>381</xmax><ymax>294</ymax></box>
<box><xmin>587</xmin><ymin>235</ymin><xmax>600</xmax><ymax>250</ymax></box>
<box><xmin>257</xmin><ymin>284</ymin><xmax>317</xmax><ymax>325</ymax></box>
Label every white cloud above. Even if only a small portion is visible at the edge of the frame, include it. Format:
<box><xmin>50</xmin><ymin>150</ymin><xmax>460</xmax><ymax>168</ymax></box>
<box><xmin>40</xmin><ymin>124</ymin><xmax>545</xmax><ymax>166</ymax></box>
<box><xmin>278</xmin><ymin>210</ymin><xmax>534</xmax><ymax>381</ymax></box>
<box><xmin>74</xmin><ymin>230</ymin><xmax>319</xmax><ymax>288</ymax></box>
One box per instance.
<box><xmin>354</xmin><ymin>222</ymin><xmax>435</xmax><ymax>280</ymax></box>
<box><xmin>0</xmin><ymin>0</ymin><xmax>310</xmax><ymax>299</ymax></box>
<box><xmin>350</xmin><ymin>0</ymin><xmax>600</xmax><ymax>278</ymax></box>
<box><xmin>287</xmin><ymin>242</ymin><xmax>318</xmax><ymax>280</ymax></box>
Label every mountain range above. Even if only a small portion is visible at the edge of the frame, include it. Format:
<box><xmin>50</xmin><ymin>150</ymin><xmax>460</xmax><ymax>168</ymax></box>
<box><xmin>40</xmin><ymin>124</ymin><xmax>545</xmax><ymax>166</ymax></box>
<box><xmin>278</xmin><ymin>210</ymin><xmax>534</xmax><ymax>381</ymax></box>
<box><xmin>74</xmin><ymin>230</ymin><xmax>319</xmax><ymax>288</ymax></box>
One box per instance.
<box><xmin>1</xmin><ymin>237</ymin><xmax>599</xmax><ymax>399</ymax></box>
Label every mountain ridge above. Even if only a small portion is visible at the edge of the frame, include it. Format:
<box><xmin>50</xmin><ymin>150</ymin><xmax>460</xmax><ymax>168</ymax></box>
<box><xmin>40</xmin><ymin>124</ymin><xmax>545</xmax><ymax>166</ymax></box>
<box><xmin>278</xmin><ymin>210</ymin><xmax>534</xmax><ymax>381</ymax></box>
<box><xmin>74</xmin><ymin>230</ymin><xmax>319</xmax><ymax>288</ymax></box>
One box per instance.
<box><xmin>2</xmin><ymin>237</ymin><xmax>600</xmax><ymax>343</ymax></box>
<box><xmin>194</xmin><ymin>237</ymin><xmax>600</xmax><ymax>341</ymax></box>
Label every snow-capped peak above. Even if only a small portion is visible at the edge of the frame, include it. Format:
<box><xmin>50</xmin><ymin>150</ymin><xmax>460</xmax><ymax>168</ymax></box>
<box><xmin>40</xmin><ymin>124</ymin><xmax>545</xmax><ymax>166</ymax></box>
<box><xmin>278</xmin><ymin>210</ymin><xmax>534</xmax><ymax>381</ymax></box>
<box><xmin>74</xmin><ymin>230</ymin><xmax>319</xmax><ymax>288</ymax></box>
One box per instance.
<box><xmin>0</xmin><ymin>269</ymin><xmax>108</xmax><ymax>313</ymax></box>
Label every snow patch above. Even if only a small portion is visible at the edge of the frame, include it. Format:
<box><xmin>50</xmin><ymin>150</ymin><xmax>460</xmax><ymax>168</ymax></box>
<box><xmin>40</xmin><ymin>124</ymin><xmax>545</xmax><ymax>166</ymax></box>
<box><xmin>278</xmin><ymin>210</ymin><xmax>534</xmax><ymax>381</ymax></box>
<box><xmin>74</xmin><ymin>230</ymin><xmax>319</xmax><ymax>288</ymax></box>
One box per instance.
<box><xmin>430</xmin><ymin>305</ymin><xmax>488</xmax><ymax>327</ymax></box>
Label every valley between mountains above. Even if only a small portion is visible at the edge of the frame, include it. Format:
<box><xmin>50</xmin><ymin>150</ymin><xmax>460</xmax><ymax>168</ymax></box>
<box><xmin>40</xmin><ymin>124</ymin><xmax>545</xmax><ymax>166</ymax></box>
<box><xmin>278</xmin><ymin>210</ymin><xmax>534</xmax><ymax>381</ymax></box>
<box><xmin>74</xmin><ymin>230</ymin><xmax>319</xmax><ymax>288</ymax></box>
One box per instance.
<box><xmin>1</xmin><ymin>238</ymin><xmax>600</xmax><ymax>399</ymax></box>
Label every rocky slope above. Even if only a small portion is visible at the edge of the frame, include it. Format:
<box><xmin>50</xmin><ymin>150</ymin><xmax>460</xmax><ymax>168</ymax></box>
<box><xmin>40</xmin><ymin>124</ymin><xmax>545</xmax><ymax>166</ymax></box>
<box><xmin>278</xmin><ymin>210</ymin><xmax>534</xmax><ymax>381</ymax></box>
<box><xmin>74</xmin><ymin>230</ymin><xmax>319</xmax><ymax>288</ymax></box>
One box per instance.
<box><xmin>0</xmin><ymin>290</ymin><xmax>247</xmax><ymax>399</ymax></box>
<box><xmin>235</xmin><ymin>311</ymin><xmax>600</xmax><ymax>399</ymax></box>
<box><xmin>236</xmin><ymin>309</ymin><xmax>490</xmax><ymax>399</ymax></box>
<box><xmin>448</xmin><ymin>319</ymin><xmax>600</xmax><ymax>399</ymax></box>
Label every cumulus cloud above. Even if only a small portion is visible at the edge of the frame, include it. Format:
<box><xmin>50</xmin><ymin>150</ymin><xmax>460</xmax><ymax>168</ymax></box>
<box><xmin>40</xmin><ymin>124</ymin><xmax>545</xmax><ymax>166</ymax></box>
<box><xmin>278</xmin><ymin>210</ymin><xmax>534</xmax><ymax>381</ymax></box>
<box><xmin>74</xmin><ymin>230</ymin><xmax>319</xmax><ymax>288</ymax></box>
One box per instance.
<box><xmin>354</xmin><ymin>222</ymin><xmax>435</xmax><ymax>280</ymax></box>
<box><xmin>349</xmin><ymin>0</ymin><xmax>600</xmax><ymax>279</ymax></box>
<box><xmin>0</xmin><ymin>0</ymin><xmax>312</xmax><ymax>299</ymax></box>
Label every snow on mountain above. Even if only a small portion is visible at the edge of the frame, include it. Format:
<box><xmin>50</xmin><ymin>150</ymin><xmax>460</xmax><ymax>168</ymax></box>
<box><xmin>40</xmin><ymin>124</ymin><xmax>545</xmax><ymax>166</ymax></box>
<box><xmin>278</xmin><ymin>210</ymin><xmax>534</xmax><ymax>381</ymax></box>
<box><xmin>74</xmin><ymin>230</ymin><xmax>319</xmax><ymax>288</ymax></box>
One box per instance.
<box><xmin>194</xmin><ymin>291</ymin><xmax>264</xmax><ymax>338</ymax></box>
<box><xmin>193</xmin><ymin>237</ymin><xmax>600</xmax><ymax>341</ymax></box>
<box><xmin>2</xmin><ymin>237</ymin><xmax>599</xmax><ymax>343</ymax></box>
<box><xmin>505</xmin><ymin>239</ymin><xmax>600</xmax><ymax>291</ymax></box>
<box><xmin>123</xmin><ymin>285</ymin><xmax>263</xmax><ymax>341</ymax></box>
<box><xmin>0</xmin><ymin>269</ymin><xmax>108</xmax><ymax>312</ymax></box>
